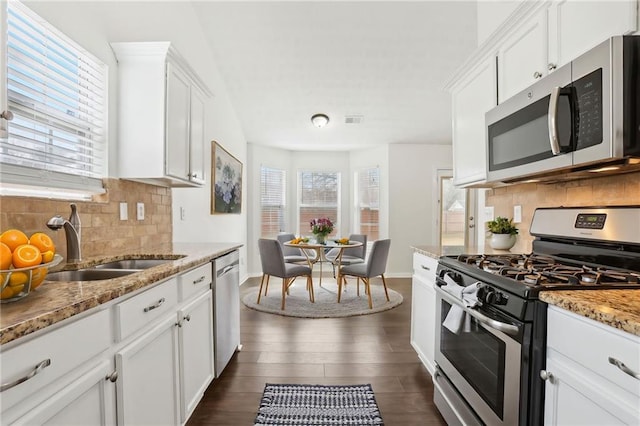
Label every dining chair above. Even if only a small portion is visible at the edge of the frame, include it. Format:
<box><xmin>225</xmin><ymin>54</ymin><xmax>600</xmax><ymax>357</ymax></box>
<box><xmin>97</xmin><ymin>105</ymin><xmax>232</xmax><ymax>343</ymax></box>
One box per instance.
<box><xmin>276</xmin><ymin>233</ymin><xmax>311</xmax><ymax>264</ymax></box>
<box><xmin>338</xmin><ymin>239</ymin><xmax>391</xmax><ymax>309</ymax></box>
<box><xmin>326</xmin><ymin>234</ymin><xmax>367</xmax><ymax>277</ymax></box>
<box><xmin>257</xmin><ymin>238</ymin><xmax>314</xmax><ymax>310</ymax></box>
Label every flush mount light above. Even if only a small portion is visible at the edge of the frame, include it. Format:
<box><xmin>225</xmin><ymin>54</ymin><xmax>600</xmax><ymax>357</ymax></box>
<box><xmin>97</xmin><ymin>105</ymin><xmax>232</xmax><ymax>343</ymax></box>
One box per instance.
<box><xmin>311</xmin><ymin>113</ymin><xmax>329</xmax><ymax>128</ymax></box>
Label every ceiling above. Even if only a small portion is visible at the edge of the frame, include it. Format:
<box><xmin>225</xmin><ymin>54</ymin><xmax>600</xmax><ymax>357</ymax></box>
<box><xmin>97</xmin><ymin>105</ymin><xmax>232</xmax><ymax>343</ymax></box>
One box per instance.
<box><xmin>191</xmin><ymin>1</ymin><xmax>478</xmax><ymax>151</ymax></box>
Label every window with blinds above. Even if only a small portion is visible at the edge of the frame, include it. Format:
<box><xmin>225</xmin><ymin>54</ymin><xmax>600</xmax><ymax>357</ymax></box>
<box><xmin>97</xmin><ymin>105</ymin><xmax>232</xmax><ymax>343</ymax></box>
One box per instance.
<box><xmin>298</xmin><ymin>171</ymin><xmax>340</xmax><ymax>236</ymax></box>
<box><xmin>260</xmin><ymin>166</ymin><xmax>286</xmax><ymax>238</ymax></box>
<box><xmin>356</xmin><ymin>167</ymin><xmax>380</xmax><ymax>240</ymax></box>
<box><xmin>1</xmin><ymin>1</ymin><xmax>107</xmax><ymax>193</ymax></box>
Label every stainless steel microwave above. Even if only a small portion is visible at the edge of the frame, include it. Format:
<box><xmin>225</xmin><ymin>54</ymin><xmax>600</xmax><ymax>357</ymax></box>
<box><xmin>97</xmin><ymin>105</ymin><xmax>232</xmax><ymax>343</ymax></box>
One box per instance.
<box><xmin>485</xmin><ymin>35</ymin><xmax>640</xmax><ymax>184</ymax></box>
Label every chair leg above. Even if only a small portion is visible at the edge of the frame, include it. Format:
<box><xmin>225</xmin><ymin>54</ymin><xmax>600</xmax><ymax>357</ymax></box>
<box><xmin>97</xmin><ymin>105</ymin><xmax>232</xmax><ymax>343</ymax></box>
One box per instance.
<box><xmin>257</xmin><ymin>274</ymin><xmax>267</xmax><ymax>304</ymax></box>
<box><xmin>364</xmin><ymin>278</ymin><xmax>373</xmax><ymax>309</ymax></box>
<box><xmin>337</xmin><ymin>274</ymin><xmax>344</xmax><ymax>303</ymax></box>
<box><xmin>307</xmin><ymin>275</ymin><xmax>315</xmax><ymax>303</ymax></box>
<box><xmin>356</xmin><ymin>277</ymin><xmax>360</xmax><ymax>296</ymax></box>
<box><xmin>381</xmin><ymin>274</ymin><xmax>390</xmax><ymax>301</ymax></box>
<box><xmin>264</xmin><ymin>275</ymin><xmax>270</xmax><ymax>296</ymax></box>
<box><xmin>281</xmin><ymin>277</ymin><xmax>289</xmax><ymax>310</ymax></box>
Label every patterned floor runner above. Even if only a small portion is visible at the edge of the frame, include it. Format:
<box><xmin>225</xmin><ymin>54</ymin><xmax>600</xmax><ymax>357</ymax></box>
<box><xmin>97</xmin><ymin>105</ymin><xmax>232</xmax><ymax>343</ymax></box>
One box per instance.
<box><xmin>254</xmin><ymin>383</ymin><xmax>384</xmax><ymax>425</ymax></box>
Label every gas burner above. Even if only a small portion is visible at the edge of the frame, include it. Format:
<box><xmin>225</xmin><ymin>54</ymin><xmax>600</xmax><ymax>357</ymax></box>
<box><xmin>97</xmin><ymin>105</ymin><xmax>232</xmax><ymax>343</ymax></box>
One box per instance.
<box><xmin>483</xmin><ymin>264</ymin><xmax>504</xmax><ymax>274</ymax></box>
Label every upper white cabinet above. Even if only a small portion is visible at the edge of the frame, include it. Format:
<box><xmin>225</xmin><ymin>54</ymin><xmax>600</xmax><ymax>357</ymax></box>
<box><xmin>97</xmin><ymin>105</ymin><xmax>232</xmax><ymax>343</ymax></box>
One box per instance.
<box><xmin>449</xmin><ymin>57</ymin><xmax>497</xmax><ymax>187</ymax></box>
<box><xmin>111</xmin><ymin>42</ymin><xmax>212</xmax><ymax>187</ymax></box>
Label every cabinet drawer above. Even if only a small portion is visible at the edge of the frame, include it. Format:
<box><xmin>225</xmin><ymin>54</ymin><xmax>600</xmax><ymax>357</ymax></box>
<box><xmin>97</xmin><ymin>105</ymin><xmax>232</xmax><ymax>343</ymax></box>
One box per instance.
<box><xmin>547</xmin><ymin>307</ymin><xmax>640</xmax><ymax>397</ymax></box>
<box><xmin>179</xmin><ymin>263</ymin><xmax>212</xmax><ymax>302</ymax></box>
<box><xmin>0</xmin><ymin>309</ymin><xmax>111</xmax><ymax>412</ymax></box>
<box><xmin>413</xmin><ymin>252</ymin><xmax>438</xmax><ymax>282</ymax></box>
<box><xmin>115</xmin><ymin>278</ymin><xmax>178</xmax><ymax>341</ymax></box>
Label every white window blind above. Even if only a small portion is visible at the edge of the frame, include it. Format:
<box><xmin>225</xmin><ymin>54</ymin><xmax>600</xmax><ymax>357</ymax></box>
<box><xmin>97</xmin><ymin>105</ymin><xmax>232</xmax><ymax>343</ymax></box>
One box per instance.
<box><xmin>356</xmin><ymin>167</ymin><xmax>380</xmax><ymax>240</ymax></box>
<box><xmin>1</xmin><ymin>1</ymin><xmax>107</xmax><ymax>193</ymax></box>
<box><xmin>298</xmin><ymin>171</ymin><xmax>339</xmax><ymax>236</ymax></box>
<box><xmin>260</xmin><ymin>166</ymin><xmax>286</xmax><ymax>238</ymax></box>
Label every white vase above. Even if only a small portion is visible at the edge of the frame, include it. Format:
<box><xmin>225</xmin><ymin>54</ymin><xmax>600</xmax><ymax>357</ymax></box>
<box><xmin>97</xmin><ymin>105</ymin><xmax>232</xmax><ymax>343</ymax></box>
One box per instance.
<box><xmin>490</xmin><ymin>233</ymin><xmax>516</xmax><ymax>250</ymax></box>
<box><xmin>314</xmin><ymin>234</ymin><xmax>326</xmax><ymax>244</ymax></box>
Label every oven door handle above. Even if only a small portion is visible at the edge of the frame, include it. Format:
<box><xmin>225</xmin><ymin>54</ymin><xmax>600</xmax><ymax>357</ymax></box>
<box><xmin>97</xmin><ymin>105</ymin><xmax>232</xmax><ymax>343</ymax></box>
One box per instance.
<box><xmin>548</xmin><ymin>86</ymin><xmax>562</xmax><ymax>155</ymax></box>
<box><xmin>437</xmin><ymin>287</ymin><xmax>520</xmax><ymax>336</ymax></box>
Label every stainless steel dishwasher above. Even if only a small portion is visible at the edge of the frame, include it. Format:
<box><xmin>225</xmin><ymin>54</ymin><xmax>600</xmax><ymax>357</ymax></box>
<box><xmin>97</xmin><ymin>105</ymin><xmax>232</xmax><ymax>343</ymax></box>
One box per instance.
<box><xmin>212</xmin><ymin>250</ymin><xmax>241</xmax><ymax>377</ymax></box>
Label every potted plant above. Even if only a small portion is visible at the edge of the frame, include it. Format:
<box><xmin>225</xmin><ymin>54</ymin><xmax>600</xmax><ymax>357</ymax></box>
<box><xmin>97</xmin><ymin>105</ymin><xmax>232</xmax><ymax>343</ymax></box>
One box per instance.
<box><xmin>487</xmin><ymin>216</ymin><xmax>518</xmax><ymax>250</ymax></box>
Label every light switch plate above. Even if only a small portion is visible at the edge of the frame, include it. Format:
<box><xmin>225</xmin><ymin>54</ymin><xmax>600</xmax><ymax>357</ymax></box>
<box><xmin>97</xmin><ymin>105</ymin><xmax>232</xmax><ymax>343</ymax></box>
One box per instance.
<box><xmin>137</xmin><ymin>202</ymin><xmax>145</xmax><ymax>221</ymax></box>
<box><xmin>484</xmin><ymin>206</ymin><xmax>495</xmax><ymax>222</ymax></box>
<box><xmin>119</xmin><ymin>202</ymin><xmax>128</xmax><ymax>221</ymax></box>
<box><xmin>513</xmin><ymin>205</ymin><xmax>522</xmax><ymax>223</ymax></box>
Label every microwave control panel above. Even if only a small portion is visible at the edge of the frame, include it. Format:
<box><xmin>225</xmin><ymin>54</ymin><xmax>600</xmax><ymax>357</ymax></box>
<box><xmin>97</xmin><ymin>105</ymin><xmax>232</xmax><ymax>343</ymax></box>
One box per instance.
<box><xmin>575</xmin><ymin>213</ymin><xmax>607</xmax><ymax>229</ymax></box>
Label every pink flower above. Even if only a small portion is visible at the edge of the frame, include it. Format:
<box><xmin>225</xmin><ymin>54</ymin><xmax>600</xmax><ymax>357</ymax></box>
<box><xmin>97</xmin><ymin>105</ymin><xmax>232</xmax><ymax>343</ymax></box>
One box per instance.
<box><xmin>310</xmin><ymin>217</ymin><xmax>334</xmax><ymax>235</ymax></box>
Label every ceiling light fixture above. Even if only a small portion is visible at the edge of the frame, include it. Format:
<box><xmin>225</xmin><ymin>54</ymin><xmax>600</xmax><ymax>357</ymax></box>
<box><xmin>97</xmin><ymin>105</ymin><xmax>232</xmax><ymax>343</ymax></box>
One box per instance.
<box><xmin>311</xmin><ymin>113</ymin><xmax>329</xmax><ymax>128</ymax></box>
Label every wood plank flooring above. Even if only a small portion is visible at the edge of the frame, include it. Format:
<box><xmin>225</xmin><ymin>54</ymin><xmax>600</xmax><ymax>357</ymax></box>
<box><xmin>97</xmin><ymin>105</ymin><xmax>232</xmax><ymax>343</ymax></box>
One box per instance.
<box><xmin>187</xmin><ymin>277</ymin><xmax>446</xmax><ymax>425</ymax></box>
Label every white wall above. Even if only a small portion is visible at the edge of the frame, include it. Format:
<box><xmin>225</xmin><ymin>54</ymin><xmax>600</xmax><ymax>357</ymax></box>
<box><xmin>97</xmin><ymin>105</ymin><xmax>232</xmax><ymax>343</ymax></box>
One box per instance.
<box><xmin>476</xmin><ymin>0</ymin><xmax>522</xmax><ymax>45</ymax></box>
<box><xmin>27</xmin><ymin>1</ymin><xmax>249</xmax><ymax>281</ymax></box>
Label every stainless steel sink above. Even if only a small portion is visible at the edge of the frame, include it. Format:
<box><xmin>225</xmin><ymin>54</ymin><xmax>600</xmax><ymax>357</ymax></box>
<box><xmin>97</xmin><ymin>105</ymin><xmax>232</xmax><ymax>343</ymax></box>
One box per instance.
<box><xmin>46</xmin><ymin>269</ymin><xmax>138</xmax><ymax>282</ymax></box>
<box><xmin>92</xmin><ymin>259</ymin><xmax>172</xmax><ymax>270</ymax></box>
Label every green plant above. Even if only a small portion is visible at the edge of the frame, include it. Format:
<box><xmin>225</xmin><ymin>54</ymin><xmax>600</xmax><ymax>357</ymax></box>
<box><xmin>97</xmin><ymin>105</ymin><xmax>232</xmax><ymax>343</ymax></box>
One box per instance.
<box><xmin>487</xmin><ymin>217</ymin><xmax>519</xmax><ymax>235</ymax></box>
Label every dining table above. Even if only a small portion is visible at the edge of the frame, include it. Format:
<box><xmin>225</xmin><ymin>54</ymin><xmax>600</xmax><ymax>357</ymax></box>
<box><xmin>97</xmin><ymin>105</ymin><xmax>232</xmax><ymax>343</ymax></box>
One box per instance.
<box><xmin>283</xmin><ymin>239</ymin><xmax>363</xmax><ymax>288</ymax></box>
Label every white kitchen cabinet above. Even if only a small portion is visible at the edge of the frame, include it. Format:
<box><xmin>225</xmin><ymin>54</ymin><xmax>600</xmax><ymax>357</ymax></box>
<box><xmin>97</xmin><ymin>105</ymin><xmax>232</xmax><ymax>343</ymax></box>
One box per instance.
<box><xmin>410</xmin><ymin>252</ymin><xmax>438</xmax><ymax>374</ymax></box>
<box><xmin>111</xmin><ymin>42</ymin><xmax>211</xmax><ymax>187</ymax></box>
<box><xmin>178</xmin><ymin>291</ymin><xmax>215</xmax><ymax>423</ymax></box>
<box><xmin>115</xmin><ymin>313</ymin><xmax>180</xmax><ymax>426</ymax></box>
<box><xmin>449</xmin><ymin>57</ymin><xmax>497</xmax><ymax>187</ymax></box>
<box><xmin>543</xmin><ymin>306</ymin><xmax>640</xmax><ymax>425</ymax></box>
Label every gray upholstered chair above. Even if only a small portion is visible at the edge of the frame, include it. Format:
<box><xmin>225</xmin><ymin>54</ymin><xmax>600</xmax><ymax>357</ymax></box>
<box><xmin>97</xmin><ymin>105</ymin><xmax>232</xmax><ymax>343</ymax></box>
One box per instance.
<box><xmin>326</xmin><ymin>234</ymin><xmax>367</xmax><ymax>276</ymax></box>
<box><xmin>257</xmin><ymin>238</ymin><xmax>314</xmax><ymax>310</ymax></box>
<box><xmin>276</xmin><ymin>233</ymin><xmax>310</xmax><ymax>264</ymax></box>
<box><xmin>338</xmin><ymin>239</ymin><xmax>391</xmax><ymax>309</ymax></box>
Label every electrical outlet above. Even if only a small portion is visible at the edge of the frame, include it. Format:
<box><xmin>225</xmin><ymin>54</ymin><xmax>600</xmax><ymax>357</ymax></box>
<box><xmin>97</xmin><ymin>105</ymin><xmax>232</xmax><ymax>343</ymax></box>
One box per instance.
<box><xmin>137</xmin><ymin>202</ymin><xmax>145</xmax><ymax>220</ymax></box>
<box><xmin>119</xmin><ymin>202</ymin><xmax>128</xmax><ymax>221</ymax></box>
<box><xmin>485</xmin><ymin>206</ymin><xmax>495</xmax><ymax>222</ymax></box>
<box><xmin>514</xmin><ymin>205</ymin><xmax>522</xmax><ymax>223</ymax></box>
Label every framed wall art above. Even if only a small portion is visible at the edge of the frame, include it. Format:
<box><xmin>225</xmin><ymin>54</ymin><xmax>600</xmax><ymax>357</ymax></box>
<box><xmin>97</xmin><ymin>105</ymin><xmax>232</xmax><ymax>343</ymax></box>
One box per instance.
<box><xmin>211</xmin><ymin>141</ymin><xmax>242</xmax><ymax>214</ymax></box>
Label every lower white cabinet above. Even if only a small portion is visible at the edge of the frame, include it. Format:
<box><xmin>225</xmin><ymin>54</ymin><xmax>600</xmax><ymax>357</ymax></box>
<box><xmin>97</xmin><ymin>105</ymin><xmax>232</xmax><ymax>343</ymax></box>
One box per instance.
<box><xmin>410</xmin><ymin>252</ymin><xmax>438</xmax><ymax>374</ymax></box>
<box><xmin>14</xmin><ymin>359</ymin><xmax>116</xmax><ymax>425</ymax></box>
<box><xmin>116</xmin><ymin>314</ymin><xmax>180</xmax><ymax>425</ymax></box>
<box><xmin>178</xmin><ymin>291</ymin><xmax>215</xmax><ymax>423</ymax></box>
<box><xmin>543</xmin><ymin>306</ymin><xmax>640</xmax><ymax>425</ymax></box>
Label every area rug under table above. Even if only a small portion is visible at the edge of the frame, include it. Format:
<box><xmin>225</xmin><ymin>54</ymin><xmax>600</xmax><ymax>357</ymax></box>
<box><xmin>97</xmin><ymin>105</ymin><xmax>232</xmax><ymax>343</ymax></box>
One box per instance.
<box><xmin>243</xmin><ymin>279</ymin><xmax>402</xmax><ymax>318</ymax></box>
<box><xmin>254</xmin><ymin>383</ymin><xmax>384</xmax><ymax>425</ymax></box>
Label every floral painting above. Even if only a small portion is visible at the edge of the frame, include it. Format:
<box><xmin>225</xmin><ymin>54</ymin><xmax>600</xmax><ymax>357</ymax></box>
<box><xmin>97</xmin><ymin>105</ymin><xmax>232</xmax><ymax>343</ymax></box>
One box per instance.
<box><xmin>211</xmin><ymin>141</ymin><xmax>242</xmax><ymax>214</ymax></box>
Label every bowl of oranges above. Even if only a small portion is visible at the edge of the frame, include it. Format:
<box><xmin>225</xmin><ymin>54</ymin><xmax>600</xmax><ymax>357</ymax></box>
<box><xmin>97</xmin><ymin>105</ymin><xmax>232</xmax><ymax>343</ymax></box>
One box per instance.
<box><xmin>0</xmin><ymin>229</ymin><xmax>63</xmax><ymax>303</ymax></box>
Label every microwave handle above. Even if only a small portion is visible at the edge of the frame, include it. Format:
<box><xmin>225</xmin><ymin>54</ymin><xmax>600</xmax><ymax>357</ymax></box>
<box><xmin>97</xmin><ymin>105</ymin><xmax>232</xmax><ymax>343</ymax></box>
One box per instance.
<box><xmin>548</xmin><ymin>86</ymin><xmax>562</xmax><ymax>155</ymax></box>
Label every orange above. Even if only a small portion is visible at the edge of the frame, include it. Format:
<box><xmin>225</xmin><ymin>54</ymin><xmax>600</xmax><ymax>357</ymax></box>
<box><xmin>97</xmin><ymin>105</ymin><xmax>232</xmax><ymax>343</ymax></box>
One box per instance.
<box><xmin>0</xmin><ymin>242</ymin><xmax>11</xmax><ymax>270</ymax></box>
<box><xmin>29</xmin><ymin>232</ymin><xmax>55</xmax><ymax>254</ymax></box>
<box><xmin>8</xmin><ymin>271</ymin><xmax>28</xmax><ymax>287</ymax></box>
<box><xmin>30</xmin><ymin>267</ymin><xmax>47</xmax><ymax>290</ymax></box>
<box><xmin>42</xmin><ymin>250</ymin><xmax>55</xmax><ymax>263</ymax></box>
<box><xmin>0</xmin><ymin>285</ymin><xmax>14</xmax><ymax>299</ymax></box>
<box><xmin>1</xmin><ymin>229</ymin><xmax>28</xmax><ymax>252</ymax></box>
<box><xmin>12</xmin><ymin>244</ymin><xmax>42</xmax><ymax>268</ymax></box>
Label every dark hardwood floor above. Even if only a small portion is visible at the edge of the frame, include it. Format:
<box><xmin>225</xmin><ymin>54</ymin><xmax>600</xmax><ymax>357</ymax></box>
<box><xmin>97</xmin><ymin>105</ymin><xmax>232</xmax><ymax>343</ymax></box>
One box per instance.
<box><xmin>187</xmin><ymin>277</ymin><xmax>446</xmax><ymax>425</ymax></box>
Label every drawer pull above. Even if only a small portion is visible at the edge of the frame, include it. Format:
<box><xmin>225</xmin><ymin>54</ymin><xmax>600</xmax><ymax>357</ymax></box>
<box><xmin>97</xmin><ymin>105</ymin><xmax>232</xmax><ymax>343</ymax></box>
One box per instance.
<box><xmin>1</xmin><ymin>359</ymin><xmax>51</xmax><ymax>392</ymax></box>
<box><xmin>608</xmin><ymin>357</ymin><xmax>640</xmax><ymax>380</ymax></box>
<box><xmin>421</xmin><ymin>265</ymin><xmax>431</xmax><ymax>271</ymax></box>
<box><xmin>184</xmin><ymin>314</ymin><xmax>191</xmax><ymax>322</ymax></box>
<box><xmin>193</xmin><ymin>275</ymin><xmax>206</xmax><ymax>285</ymax></box>
<box><xmin>143</xmin><ymin>297</ymin><xmax>165</xmax><ymax>313</ymax></box>
<box><xmin>105</xmin><ymin>371</ymin><xmax>118</xmax><ymax>383</ymax></box>
<box><xmin>539</xmin><ymin>369</ymin><xmax>555</xmax><ymax>383</ymax></box>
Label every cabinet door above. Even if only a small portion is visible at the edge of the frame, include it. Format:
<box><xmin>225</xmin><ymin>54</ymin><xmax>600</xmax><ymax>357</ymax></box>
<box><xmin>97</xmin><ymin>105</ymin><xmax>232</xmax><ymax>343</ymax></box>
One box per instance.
<box><xmin>498</xmin><ymin>11</ymin><xmax>547</xmax><ymax>102</ymax></box>
<box><xmin>410</xmin><ymin>275</ymin><xmax>436</xmax><ymax>374</ymax></box>
<box><xmin>549</xmin><ymin>0</ymin><xmax>637</xmax><ymax>68</ymax></box>
<box><xmin>189</xmin><ymin>86</ymin><xmax>206</xmax><ymax>185</ymax></box>
<box><xmin>178</xmin><ymin>291</ymin><xmax>215</xmax><ymax>423</ymax></box>
<box><xmin>166</xmin><ymin>62</ymin><xmax>191</xmax><ymax>183</ymax></box>
<box><xmin>14</xmin><ymin>359</ymin><xmax>116</xmax><ymax>426</ymax></box>
<box><xmin>451</xmin><ymin>57</ymin><xmax>497</xmax><ymax>187</ymax></box>
<box><xmin>116</xmin><ymin>314</ymin><xmax>180</xmax><ymax>426</ymax></box>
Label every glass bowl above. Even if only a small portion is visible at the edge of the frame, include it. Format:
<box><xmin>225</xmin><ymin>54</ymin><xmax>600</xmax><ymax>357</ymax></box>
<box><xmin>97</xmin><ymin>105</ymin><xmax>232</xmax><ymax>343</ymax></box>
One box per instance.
<box><xmin>0</xmin><ymin>254</ymin><xmax>64</xmax><ymax>303</ymax></box>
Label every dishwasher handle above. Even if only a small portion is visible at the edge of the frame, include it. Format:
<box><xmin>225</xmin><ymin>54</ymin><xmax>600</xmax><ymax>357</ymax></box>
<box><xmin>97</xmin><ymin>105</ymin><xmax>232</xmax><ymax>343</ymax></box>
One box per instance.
<box><xmin>217</xmin><ymin>259</ymin><xmax>239</xmax><ymax>279</ymax></box>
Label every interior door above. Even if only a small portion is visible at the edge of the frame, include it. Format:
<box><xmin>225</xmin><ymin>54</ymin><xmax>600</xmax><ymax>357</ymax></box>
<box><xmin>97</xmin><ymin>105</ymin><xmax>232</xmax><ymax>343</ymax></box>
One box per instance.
<box><xmin>436</xmin><ymin>170</ymin><xmax>477</xmax><ymax>248</ymax></box>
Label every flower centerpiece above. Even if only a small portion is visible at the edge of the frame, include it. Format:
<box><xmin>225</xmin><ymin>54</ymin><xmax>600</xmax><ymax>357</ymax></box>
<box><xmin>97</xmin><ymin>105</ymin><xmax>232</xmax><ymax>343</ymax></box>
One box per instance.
<box><xmin>310</xmin><ymin>217</ymin><xmax>333</xmax><ymax>244</ymax></box>
<box><xmin>487</xmin><ymin>216</ymin><xmax>519</xmax><ymax>250</ymax></box>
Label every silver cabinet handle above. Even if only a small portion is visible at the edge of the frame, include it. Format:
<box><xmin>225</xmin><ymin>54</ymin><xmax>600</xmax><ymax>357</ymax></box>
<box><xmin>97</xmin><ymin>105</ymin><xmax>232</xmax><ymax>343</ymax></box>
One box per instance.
<box><xmin>548</xmin><ymin>86</ymin><xmax>562</xmax><ymax>155</ymax></box>
<box><xmin>608</xmin><ymin>357</ymin><xmax>640</xmax><ymax>380</ymax></box>
<box><xmin>421</xmin><ymin>265</ymin><xmax>431</xmax><ymax>271</ymax></box>
<box><xmin>548</xmin><ymin>63</ymin><xmax>557</xmax><ymax>71</ymax></box>
<box><xmin>1</xmin><ymin>111</ymin><xmax>14</xmax><ymax>121</ymax></box>
<box><xmin>1</xmin><ymin>359</ymin><xmax>51</xmax><ymax>392</ymax></box>
<box><xmin>540</xmin><ymin>370</ymin><xmax>555</xmax><ymax>383</ymax></box>
<box><xmin>193</xmin><ymin>275</ymin><xmax>206</xmax><ymax>285</ymax></box>
<box><xmin>143</xmin><ymin>297</ymin><xmax>165</xmax><ymax>313</ymax></box>
<box><xmin>105</xmin><ymin>371</ymin><xmax>118</xmax><ymax>383</ymax></box>
<box><xmin>533</xmin><ymin>71</ymin><xmax>543</xmax><ymax>79</ymax></box>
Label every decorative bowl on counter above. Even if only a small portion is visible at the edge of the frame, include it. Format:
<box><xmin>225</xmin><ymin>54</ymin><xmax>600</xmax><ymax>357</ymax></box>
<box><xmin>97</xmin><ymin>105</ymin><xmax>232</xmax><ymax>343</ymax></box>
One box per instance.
<box><xmin>0</xmin><ymin>254</ymin><xmax>63</xmax><ymax>303</ymax></box>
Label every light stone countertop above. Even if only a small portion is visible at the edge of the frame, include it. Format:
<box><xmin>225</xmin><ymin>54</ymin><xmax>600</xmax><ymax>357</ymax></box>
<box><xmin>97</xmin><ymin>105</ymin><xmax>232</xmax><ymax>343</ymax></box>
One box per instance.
<box><xmin>0</xmin><ymin>242</ymin><xmax>242</xmax><ymax>346</ymax></box>
<box><xmin>411</xmin><ymin>245</ymin><xmax>640</xmax><ymax>337</ymax></box>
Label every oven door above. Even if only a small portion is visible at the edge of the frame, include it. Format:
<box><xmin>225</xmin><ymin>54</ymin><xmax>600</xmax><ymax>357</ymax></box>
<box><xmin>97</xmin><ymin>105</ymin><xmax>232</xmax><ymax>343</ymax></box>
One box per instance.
<box><xmin>434</xmin><ymin>286</ymin><xmax>523</xmax><ymax>426</ymax></box>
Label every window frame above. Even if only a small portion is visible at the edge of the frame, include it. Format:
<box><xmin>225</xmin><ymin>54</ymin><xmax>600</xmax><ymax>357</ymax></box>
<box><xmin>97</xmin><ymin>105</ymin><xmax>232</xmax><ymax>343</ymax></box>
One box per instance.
<box><xmin>296</xmin><ymin>169</ymin><xmax>341</xmax><ymax>237</ymax></box>
<box><xmin>259</xmin><ymin>165</ymin><xmax>286</xmax><ymax>238</ymax></box>
<box><xmin>354</xmin><ymin>166</ymin><xmax>380</xmax><ymax>240</ymax></box>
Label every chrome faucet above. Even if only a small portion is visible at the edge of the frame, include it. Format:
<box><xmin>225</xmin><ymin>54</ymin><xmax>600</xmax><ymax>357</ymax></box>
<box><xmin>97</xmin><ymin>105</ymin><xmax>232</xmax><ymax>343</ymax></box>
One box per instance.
<box><xmin>47</xmin><ymin>203</ymin><xmax>82</xmax><ymax>262</ymax></box>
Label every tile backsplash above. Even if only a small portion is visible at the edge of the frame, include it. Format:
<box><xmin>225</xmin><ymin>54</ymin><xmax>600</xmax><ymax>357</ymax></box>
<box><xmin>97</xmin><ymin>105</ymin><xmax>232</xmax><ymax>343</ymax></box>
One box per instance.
<box><xmin>485</xmin><ymin>171</ymin><xmax>640</xmax><ymax>253</ymax></box>
<box><xmin>0</xmin><ymin>179</ymin><xmax>172</xmax><ymax>261</ymax></box>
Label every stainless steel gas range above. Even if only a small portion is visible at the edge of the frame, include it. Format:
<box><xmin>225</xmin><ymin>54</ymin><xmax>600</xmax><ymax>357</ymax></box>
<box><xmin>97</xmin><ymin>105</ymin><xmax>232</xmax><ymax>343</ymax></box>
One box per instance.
<box><xmin>432</xmin><ymin>206</ymin><xmax>640</xmax><ymax>426</ymax></box>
